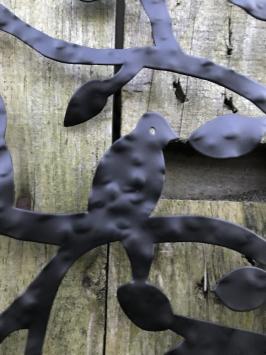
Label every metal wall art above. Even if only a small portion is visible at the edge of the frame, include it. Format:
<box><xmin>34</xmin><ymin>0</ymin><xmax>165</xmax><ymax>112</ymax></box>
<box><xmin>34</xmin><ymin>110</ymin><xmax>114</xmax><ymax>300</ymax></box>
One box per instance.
<box><xmin>0</xmin><ymin>1</ymin><xmax>265</xmax><ymax>355</ymax></box>
<box><xmin>1</xmin><ymin>1</ymin><xmax>266</xmax><ymax>127</ymax></box>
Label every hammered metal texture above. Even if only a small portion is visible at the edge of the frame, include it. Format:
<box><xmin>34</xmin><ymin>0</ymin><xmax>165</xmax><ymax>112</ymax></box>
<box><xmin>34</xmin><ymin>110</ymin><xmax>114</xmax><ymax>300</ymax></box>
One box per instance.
<box><xmin>189</xmin><ymin>114</ymin><xmax>266</xmax><ymax>158</ymax></box>
<box><xmin>0</xmin><ymin>96</ymin><xmax>265</xmax><ymax>353</ymax></box>
<box><xmin>1</xmin><ymin>1</ymin><xmax>266</xmax><ymax>126</ymax></box>
<box><xmin>0</xmin><ymin>1</ymin><xmax>265</xmax><ymax>354</ymax></box>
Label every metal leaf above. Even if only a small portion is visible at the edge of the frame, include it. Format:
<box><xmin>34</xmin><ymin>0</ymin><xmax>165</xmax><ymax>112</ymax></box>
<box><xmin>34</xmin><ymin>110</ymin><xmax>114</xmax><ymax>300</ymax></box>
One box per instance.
<box><xmin>117</xmin><ymin>282</ymin><xmax>174</xmax><ymax>331</ymax></box>
<box><xmin>189</xmin><ymin>114</ymin><xmax>266</xmax><ymax>158</ymax></box>
<box><xmin>64</xmin><ymin>80</ymin><xmax>109</xmax><ymax>126</ymax></box>
<box><xmin>214</xmin><ymin>267</ymin><xmax>266</xmax><ymax>311</ymax></box>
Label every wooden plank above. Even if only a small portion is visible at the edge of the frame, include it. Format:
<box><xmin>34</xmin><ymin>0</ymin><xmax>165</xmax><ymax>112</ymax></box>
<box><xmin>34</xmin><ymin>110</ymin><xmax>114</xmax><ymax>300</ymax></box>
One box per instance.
<box><xmin>162</xmin><ymin>144</ymin><xmax>266</xmax><ymax>201</ymax></box>
<box><xmin>106</xmin><ymin>200</ymin><xmax>266</xmax><ymax>354</ymax></box>
<box><xmin>105</xmin><ymin>0</ymin><xmax>266</xmax><ymax>353</ymax></box>
<box><xmin>121</xmin><ymin>0</ymin><xmax>265</xmax><ymax>137</ymax></box>
<box><xmin>0</xmin><ymin>0</ymin><xmax>115</xmax><ymax>353</ymax></box>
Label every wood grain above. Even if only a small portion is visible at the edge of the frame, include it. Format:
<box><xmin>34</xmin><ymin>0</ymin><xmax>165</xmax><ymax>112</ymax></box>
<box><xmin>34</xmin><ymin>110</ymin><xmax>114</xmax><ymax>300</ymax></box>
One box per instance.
<box><xmin>105</xmin><ymin>0</ymin><xmax>266</xmax><ymax>354</ymax></box>
<box><xmin>0</xmin><ymin>0</ymin><xmax>115</xmax><ymax>353</ymax></box>
<box><xmin>0</xmin><ymin>0</ymin><xmax>265</xmax><ymax>354</ymax></box>
<box><xmin>121</xmin><ymin>0</ymin><xmax>266</xmax><ymax>137</ymax></box>
<box><xmin>106</xmin><ymin>200</ymin><xmax>266</xmax><ymax>354</ymax></box>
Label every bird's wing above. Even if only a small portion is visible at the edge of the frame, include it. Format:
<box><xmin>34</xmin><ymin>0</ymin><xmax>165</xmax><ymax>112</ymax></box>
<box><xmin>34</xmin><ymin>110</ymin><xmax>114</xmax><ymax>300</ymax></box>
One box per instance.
<box><xmin>88</xmin><ymin>137</ymin><xmax>133</xmax><ymax>210</ymax></box>
<box><xmin>145</xmin><ymin>216</ymin><xmax>266</xmax><ymax>266</ymax></box>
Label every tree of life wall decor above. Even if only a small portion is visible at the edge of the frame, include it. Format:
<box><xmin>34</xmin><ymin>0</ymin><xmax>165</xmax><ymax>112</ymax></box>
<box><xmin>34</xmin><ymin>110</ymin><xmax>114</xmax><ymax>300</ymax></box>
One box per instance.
<box><xmin>0</xmin><ymin>1</ymin><xmax>265</xmax><ymax>354</ymax></box>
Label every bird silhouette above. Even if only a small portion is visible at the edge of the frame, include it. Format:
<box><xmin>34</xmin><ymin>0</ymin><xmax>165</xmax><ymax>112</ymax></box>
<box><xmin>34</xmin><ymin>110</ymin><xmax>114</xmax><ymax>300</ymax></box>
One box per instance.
<box><xmin>0</xmin><ymin>99</ymin><xmax>266</xmax><ymax>355</ymax></box>
<box><xmin>0</xmin><ymin>110</ymin><xmax>177</xmax><ymax>354</ymax></box>
<box><xmin>88</xmin><ymin>112</ymin><xmax>177</xmax><ymax>216</ymax></box>
<box><xmin>88</xmin><ymin>112</ymin><xmax>177</xmax><ymax>280</ymax></box>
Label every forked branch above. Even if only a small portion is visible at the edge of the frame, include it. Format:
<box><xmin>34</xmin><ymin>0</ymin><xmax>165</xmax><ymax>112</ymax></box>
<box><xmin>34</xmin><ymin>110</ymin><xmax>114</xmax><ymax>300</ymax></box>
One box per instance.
<box><xmin>1</xmin><ymin>2</ymin><xmax>266</xmax><ymax>125</ymax></box>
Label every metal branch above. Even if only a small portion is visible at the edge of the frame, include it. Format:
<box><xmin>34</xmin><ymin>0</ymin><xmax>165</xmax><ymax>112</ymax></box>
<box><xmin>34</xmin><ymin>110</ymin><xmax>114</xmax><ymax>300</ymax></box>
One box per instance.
<box><xmin>146</xmin><ymin>51</ymin><xmax>266</xmax><ymax>113</ymax></box>
<box><xmin>117</xmin><ymin>278</ymin><xmax>266</xmax><ymax>355</ymax></box>
<box><xmin>0</xmin><ymin>229</ymin><xmax>123</xmax><ymax>354</ymax></box>
<box><xmin>168</xmin><ymin>314</ymin><xmax>266</xmax><ymax>355</ymax></box>
<box><xmin>0</xmin><ymin>208</ymin><xmax>90</xmax><ymax>246</ymax></box>
<box><xmin>0</xmin><ymin>248</ymin><xmax>77</xmax><ymax>354</ymax></box>
<box><xmin>1</xmin><ymin>4</ymin><xmax>266</xmax><ymax>121</ymax></box>
<box><xmin>140</xmin><ymin>0</ymin><xmax>179</xmax><ymax>48</ymax></box>
<box><xmin>146</xmin><ymin>216</ymin><xmax>266</xmax><ymax>266</ymax></box>
<box><xmin>0</xmin><ymin>4</ymin><xmax>126</xmax><ymax>65</ymax></box>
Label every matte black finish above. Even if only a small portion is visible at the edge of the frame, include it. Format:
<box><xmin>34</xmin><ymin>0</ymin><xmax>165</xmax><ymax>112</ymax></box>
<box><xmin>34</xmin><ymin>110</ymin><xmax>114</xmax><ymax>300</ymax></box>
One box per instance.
<box><xmin>214</xmin><ymin>267</ymin><xmax>266</xmax><ymax>311</ymax></box>
<box><xmin>189</xmin><ymin>114</ymin><xmax>266</xmax><ymax>158</ymax></box>
<box><xmin>0</xmin><ymin>1</ymin><xmax>266</xmax><ymax>354</ymax></box>
<box><xmin>166</xmin><ymin>315</ymin><xmax>266</xmax><ymax>355</ymax></box>
<box><xmin>230</xmin><ymin>0</ymin><xmax>266</xmax><ymax>21</ymax></box>
<box><xmin>1</xmin><ymin>2</ymin><xmax>266</xmax><ymax>126</ymax></box>
<box><xmin>0</xmin><ymin>95</ymin><xmax>265</xmax><ymax>353</ymax></box>
<box><xmin>119</xmin><ymin>283</ymin><xmax>266</xmax><ymax>355</ymax></box>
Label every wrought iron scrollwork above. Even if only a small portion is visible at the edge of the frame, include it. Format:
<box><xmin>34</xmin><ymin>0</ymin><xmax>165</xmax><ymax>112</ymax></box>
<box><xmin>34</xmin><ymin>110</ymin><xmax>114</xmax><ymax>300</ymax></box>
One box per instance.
<box><xmin>0</xmin><ymin>99</ymin><xmax>265</xmax><ymax>354</ymax></box>
<box><xmin>1</xmin><ymin>1</ymin><xmax>266</xmax><ymax>126</ymax></box>
<box><xmin>0</xmin><ymin>0</ymin><xmax>265</xmax><ymax>354</ymax></box>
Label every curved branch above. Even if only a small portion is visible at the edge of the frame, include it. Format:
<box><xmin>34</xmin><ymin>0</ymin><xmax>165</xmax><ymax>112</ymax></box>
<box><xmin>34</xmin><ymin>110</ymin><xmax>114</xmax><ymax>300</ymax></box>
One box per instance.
<box><xmin>0</xmin><ymin>230</ymin><xmax>122</xmax><ymax>353</ymax></box>
<box><xmin>168</xmin><ymin>314</ymin><xmax>266</xmax><ymax>355</ymax></box>
<box><xmin>140</xmin><ymin>0</ymin><xmax>179</xmax><ymax>48</ymax></box>
<box><xmin>2</xmin><ymin>4</ymin><xmax>266</xmax><ymax>119</ymax></box>
<box><xmin>147</xmin><ymin>51</ymin><xmax>266</xmax><ymax>113</ymax></box>
<box><xmin>0</xmin><ymin>208</ymin><xmax>91</xmax><ymax>246</ymax></box>
<box><xmin>0</xmin><ymin>4</ymin><xmax>126</xmax><ymax>65</ymax></box>
<box><xmin>145</xmin><ymin>216</ymin><xmax>266</xmax><ymax>266</ymax></box>
<box><xmin>0</xmin><ymin>248</ymin><xmax>77</xmax><ymax>354</ymax></box>
<box><xmin>117</xmin><ymin>278</ymin><xmax>266</xmax><ymax>355</ymax></box>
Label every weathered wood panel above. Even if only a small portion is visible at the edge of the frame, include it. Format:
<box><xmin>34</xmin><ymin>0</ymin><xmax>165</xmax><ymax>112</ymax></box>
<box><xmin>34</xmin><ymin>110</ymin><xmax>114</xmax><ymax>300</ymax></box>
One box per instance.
<box><xmin>105</xmin><ymin>0</ymin><xmax>266</xmax><ymax>354</ymax></box>
<box><xmin>106</xmin><ymin>200</ymin><xmax>265</xmax><ymax>354</ymax></box>
<box><xmin>0</xmin><ymin>0</ymin><xmax>115</xmax><ymax>353</ymax></box>
<box><xmin>0</xmin><ymin>0</ymin><xmax>265</xmax><ymax>354</ymax></box>
<box><xmin>121</xmin><ymin>0</ymin><xmax>266</xmax><ymax>136</ymax></box>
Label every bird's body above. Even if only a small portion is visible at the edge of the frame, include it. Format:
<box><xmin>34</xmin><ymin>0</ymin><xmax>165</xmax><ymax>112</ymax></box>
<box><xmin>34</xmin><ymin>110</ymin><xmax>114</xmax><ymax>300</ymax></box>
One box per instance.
<box><xmin>88</xmin><ymin>112</ymin><xmax>177</xmax><ymax>280</ymax></box>
<box><xmin>88</xmin><ymin>112</ymin><xmax>177</xmax><ymax>222</ymax></box>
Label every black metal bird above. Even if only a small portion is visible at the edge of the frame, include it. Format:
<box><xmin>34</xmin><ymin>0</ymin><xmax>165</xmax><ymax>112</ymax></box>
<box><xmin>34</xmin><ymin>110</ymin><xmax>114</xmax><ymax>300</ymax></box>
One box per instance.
<box><xmin>0</xmin><ymin>96</ymin><xmax>265</xmax><ymax>354</ymax></box>
<box><xmin>88</xmin><ymin>112</ymin><xmax>177</xmax><ymax>280</ymax></box>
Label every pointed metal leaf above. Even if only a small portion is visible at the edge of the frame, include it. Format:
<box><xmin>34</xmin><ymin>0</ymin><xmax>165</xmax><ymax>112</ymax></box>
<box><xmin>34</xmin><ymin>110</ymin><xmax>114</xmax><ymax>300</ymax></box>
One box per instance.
<box><xmin>189</xmin><ymin>114</ymin><xmax>266</xmax><ymax>158</ymax></box>
<box><xmin>214</xmin><ymin>267</ymin><xmax>266</xmax><ymax>311</ymax></box>
<box><xmin>64</xmin><ymin>80</ymin><xmax>109</xmax><ymax>126</ymax></box>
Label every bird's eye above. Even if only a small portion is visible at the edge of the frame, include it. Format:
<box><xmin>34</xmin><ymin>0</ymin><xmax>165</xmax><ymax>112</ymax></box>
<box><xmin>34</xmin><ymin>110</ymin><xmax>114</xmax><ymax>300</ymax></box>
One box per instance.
<box><xmin>149</xmin><ymin>127</ymin><xmax>156</xmax><ymax>135</ymax></box>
